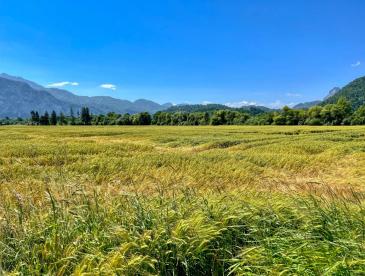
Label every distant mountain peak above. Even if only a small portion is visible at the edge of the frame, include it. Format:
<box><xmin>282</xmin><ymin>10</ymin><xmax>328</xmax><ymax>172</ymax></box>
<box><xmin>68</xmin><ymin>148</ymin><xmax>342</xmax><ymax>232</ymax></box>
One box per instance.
<box><xmin>293</xmin><ymin>76</ymin><xmax>365</xmax><ymax>109</ymax></box>
<box><xmin>324</xmin><ymin>87</ymin><xmax>341</xmax><ymax>100</ymax></box>
<box><xmin>322</xmin><ymin>76</ymin><xmax>365</xmax><ymax>108</ymax></box>
<box><xmin>293</xmin><ymin>86</ymin><xmax>342</xmax><ymax>109</ymax></box>
<box><xmin>0</xmin><ymin>73</ymin><xmax>45</xmax><ymax>90</ymax></box>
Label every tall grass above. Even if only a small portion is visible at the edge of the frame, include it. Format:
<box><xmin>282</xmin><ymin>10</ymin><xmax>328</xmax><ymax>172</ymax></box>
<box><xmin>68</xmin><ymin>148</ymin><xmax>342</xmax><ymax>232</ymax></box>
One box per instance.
<box><xmin>1</xmin><ymin>187</ymin><xmax>364</xmax><ymax>275</ymax></box>
<box><xmin>0</xmin><ymin>125</ymin><xmax>364</xmax><ymax>274</ymax></box>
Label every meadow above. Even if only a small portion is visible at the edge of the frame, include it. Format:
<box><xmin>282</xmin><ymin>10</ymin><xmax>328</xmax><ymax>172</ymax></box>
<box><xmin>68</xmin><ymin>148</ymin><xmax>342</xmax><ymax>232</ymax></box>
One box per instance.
<box><xmin>0</xmin><ymin>125</ymin><xmax>364</xmax><ymax>275</ymax></box>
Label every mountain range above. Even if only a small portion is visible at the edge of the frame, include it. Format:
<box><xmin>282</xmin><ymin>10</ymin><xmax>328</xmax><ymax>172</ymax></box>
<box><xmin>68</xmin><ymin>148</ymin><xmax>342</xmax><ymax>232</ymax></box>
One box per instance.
<box><xmin>1</xmin><ymin>73</ymin><xmax>365</xmax><ymax>118</ymax></box>
<box><xmin>293</xmin><ymin>78</ymin><xmax>365</xmax><ymax>110</ymax></box>
<box><xmin>0</xmin><ymin>73</ymin><xmax>172</xmax><ymax>118</ymax></box>
<box><xmin>171</xmin><ymin>77</ymin><xmax>365</xmax><ymax>113</ymax></box>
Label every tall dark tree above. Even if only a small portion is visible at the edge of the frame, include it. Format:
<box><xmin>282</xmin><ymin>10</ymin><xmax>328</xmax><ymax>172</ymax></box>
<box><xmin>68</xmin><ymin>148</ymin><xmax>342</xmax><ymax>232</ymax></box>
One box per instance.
<box><xmin>40</xmin><ymin>111</ymin><xmax>50</xmax><ymax>125</ymax></box>
<box><xmin>35</xmin><ymin>111</ymin><xmax>40</xmax><ymax>124</ymax></box>
<box><xmin>80</xmin><ymin>107</ymin><xmax>92</xmax><ymax>125</ymax></box>
<box><xmin>70</xmin><ymin>108</ymin><xmax>76</xmax><ymax>125</ymax></box>
<box><xmin>30</xmin><ymin>111</ymin><xmax>40</xmax><ymax>125</ymax></box>
<box><xmin>50</xmin><ymin>110</ymin><xmax>57</xmax><ymax>125</ymax></box>
<box><xmin>59</xmin><ymin>112</ymin><xmax>66</xmax><ymax>125</ymax></box>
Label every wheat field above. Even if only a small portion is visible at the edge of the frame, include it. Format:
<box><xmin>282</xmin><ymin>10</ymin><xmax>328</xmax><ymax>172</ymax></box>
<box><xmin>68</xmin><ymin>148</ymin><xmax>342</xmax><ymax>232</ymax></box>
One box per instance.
<box><xmin>0</xmin><ymin>126</ymin><xmax>364</xmax><ymax>275</ymax></box>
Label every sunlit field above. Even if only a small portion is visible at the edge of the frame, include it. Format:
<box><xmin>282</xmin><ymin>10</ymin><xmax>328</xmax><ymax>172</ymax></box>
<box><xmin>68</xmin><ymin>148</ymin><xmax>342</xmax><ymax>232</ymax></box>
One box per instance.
<box><xmin>0</xmin><ymin>126</ymin><xmax>364</xmax><ymax>275</ymax></box>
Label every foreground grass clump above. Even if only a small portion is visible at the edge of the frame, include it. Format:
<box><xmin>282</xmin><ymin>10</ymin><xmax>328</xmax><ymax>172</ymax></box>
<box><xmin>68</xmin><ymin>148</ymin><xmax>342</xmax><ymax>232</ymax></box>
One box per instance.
<box><xmin>0</xmin><ymin>126</ymin><xmax>365</xmax><ymax>274</ymax></box>
<box><xmin>1</xmin><ymin>188</ymin><xmax>364</xmax><ymax>275</ymax></box>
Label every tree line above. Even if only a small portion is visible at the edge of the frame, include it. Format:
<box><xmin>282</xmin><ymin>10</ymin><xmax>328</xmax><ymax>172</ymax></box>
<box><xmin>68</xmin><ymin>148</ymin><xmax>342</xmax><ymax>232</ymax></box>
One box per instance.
<box><xmin>29</xmin><ymin>107</ymin><xmax>92</xmax><ymax>125</ymax></box>
<box><xmin>27</xmin><ymin>107</ymin><xmax>153</xmax><ymax>126</ymax></box>
<box><xmin>153</xmin><ymin>97</ymin><xmax>364</xmax><ymax>125</ymax></box>
<box><xmin>1</xmin><ymin>96</ymin><xmax>365</xmax><ymax>126</ymax></box>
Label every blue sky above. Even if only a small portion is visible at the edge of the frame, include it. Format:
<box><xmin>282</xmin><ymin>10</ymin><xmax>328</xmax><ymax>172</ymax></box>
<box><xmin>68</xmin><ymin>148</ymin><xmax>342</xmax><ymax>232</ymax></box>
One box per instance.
<box><xmin>0</xmin><ymin>0</ymin><xmax>364</xmax><ymax>107</ymax></box>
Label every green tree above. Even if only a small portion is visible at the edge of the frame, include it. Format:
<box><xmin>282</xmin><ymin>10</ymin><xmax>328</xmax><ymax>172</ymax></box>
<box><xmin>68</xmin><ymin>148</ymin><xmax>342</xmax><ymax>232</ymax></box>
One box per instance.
<box><xmin>30</xmin><ymin>111</ymin><xmax>40</xmax><ymax>125</ymax></box>
<box><xmin>171</xmin><ymin>112</ymin><xmax>188</xmax><ymax>125</ymax></box>
<box><xmin>351</xmin><ymin>104</ymin><xmax>365</xmax><ymax>125</ymax></box>
<box><xmin>320</xmin><ymin>104</ymin><xmax>335</xmax><ymax>125</ymax></box>
<box><xmin>105</xmin><ymin>112</ymin><xmax>119</xmax><ymax>125</ymax></box>
<box><xmin>80</xmin><ymin>107</ymin><xmax>92</xmax><ymax>125</ymax></box>
<box><xmin>59</xmin><ymin>112</ymin><xmax>67</xmax><ymax>125</ymax></box>
<box><xmin>306</xmin><ymin>105</ymin><xmax>323</xmax><ymax>125</ymax></box>
<box><xmin>154</xmin><ymin>112</ymin><xmax>172</xmax><ymax>125</ymax></box>
<box><xmin>211</xmin><ymin>110</ymin><xmax>227</xmax><ymax>125</ymax></box>
<box><xmin>320</xmin><ymin>98</ymin><xmax>352</xmax><ymax>125</ymax></box>
<box><xmin>337</xmin><ymin>97</ymin><xmax>351</xmax><ymax>115</ymax></box>
<box><xmin>273</xmin><ymin>114</ymin><xmax>286</xmax><ymax>125</ymax></box>
<box><xmin>132</xmin><ymin>112</ymin><xmax>151</xmax><ymax>125</ymax></box>
<box><xmin>201</xmin><ymin>112</ymin><xmax>210</xmax><ymax>125</ymax></box>
<box><xmin>233</xmin><ymin>113</ymin><xmax>250</xmax><ymax>125</ymax></box>
<box><xmin>50</xmin><ymin>110</ymin><xmax>57</xmax><ymax>125</ymax></box>
<box><xmin>70</xmin><ymin>108</ymin><xmax>76</xmax><ymax>125</ymax></box>
<box><xmin>40</xmin><ymin>111</ymin><xmax>50</xmax><ymax>125</ymax></box>
<box><xmin>308</xmin><ymin>106</ymin><xmax>322</xmax><ymax>119</ymax></box>
<box><xmin>120</xmin><ymin>113</ymin><xmax>132</xmax><ymax>125</ymax></box>
<box><xmin>245</xmin><ymin>113</ymin><xmax>273</xmax><ymax>125</ymax></box>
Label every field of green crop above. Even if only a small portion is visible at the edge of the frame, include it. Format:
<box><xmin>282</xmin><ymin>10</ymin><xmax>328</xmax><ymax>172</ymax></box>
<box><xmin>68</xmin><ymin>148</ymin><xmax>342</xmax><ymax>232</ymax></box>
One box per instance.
<box><xmin>0</xmin><ymin>126</ymin><xmax>364</xmax><ymax>275</ymax></box>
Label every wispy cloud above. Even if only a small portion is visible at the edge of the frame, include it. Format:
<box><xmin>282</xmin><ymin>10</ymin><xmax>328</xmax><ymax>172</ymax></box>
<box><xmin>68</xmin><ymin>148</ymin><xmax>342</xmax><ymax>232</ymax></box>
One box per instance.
<box><xmin>225</xmin><ymin>100</ymin><xmax>257</xmax><ymax>108</ymax></box>
<box><xmin>351</xmin><ymin>61</ymin><xmax>361</xmax><ymax>67</ymax></box>
<box><xmin>47</xmin><ymin>81</ymin><xmax>79</xmax><ymax>88</ymax></box>
<box><xmin>286</xmin><ymin>92</ymin><xmax>302</xmax><ymax>98</ymax></box>
<box><xmin>202</xmin><ymin>101</ymin><xmax>213</xmax><ymax>105</ymax></box>
<box><xmin>100</xmin><ymin>83</ymin><xmax>117</xmax><ymax>91</ymax></box>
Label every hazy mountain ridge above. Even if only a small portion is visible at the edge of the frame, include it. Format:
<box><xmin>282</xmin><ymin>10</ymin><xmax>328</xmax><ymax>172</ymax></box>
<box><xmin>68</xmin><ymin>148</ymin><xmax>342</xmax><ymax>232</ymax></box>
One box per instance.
<box><xmin>292</xmin><ymin>101</ymin><xmax>322</xmax><ymax>109</ymax></box>
<box><xmin>0</xmin><ymin>77</ymin><xmax>77</xmax><ymax>118</ymax></box>
<box><xmin>164</xmin><ymin>104</ymin><xmax>272</xmax><ymax>115</ymax></box>
<box><xmin>0</xmin><ymin>73</ymin><xmax>45</xmax><ymax>90</ymax></box>
<box><xmin>46</xmin><ymin>88</ymin><xmax>170</xmax><ymax>114</ymax></box>
<box><xmin>0</xmin><ymin>74</ymin><xmax>172</xmax><ymax>118</ymax></box>
<box><xmin>293</xmin><ymin>87</ymin><xmax>343</xmax><ymax>109</ymax></box>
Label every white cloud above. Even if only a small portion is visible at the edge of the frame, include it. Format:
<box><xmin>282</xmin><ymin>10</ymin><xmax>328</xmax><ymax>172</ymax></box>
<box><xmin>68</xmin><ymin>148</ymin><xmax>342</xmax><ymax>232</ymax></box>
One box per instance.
<box><xmin>180</xmin><ymin>101</ymin><xmax>192</xmax><ymax>105</ymax></box>
<box><xmin>47</xmin><ymin>81</ymin><xmax>79</xmax><ymax>88</ymax></box>
<box><xmin>202</xmin><ymin>101</ymin><xmax>213</xmax><ymax>105</ymax></box>
<box><xmin>100</xmin><ymin>83</ymin><xmax>117</xmax><ymax>91</ymax></box>
<box><xmin>286</xmin><ymin>92</ymin><xmax>302</xmax><ymax>97</ymax></box>
<box><xmin>351</xmin><ymin>61</ymin><xmax>361</xmax><ymax>67</ymax></box>
<box><xmin>267</xmin><ymin>100</ymin><xmax>295</xmax><ymax>109</ymax></box>
<box><xmin>225</xmin><ymin>100</ymin><xmax>257</xmax><ymax>108</ymax></box>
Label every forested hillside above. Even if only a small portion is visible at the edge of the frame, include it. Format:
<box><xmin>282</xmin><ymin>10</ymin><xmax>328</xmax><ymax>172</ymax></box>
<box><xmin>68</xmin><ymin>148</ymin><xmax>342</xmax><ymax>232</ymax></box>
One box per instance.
<box><xmin>322</xmin><ymin>77</ymin><xmax>365</xmax><ymax>109</ymax></box>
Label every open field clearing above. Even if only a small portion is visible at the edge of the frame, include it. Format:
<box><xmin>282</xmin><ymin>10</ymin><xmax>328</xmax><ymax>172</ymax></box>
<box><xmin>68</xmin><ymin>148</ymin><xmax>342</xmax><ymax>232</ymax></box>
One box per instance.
<box><xmin>0</xmin><ymin>126</ymin><xmax>365</xmax><ymax>275</ymax></box>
